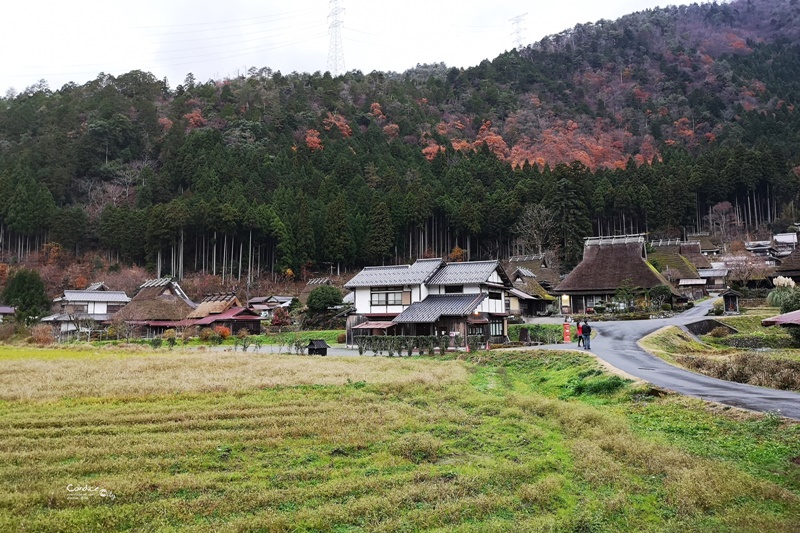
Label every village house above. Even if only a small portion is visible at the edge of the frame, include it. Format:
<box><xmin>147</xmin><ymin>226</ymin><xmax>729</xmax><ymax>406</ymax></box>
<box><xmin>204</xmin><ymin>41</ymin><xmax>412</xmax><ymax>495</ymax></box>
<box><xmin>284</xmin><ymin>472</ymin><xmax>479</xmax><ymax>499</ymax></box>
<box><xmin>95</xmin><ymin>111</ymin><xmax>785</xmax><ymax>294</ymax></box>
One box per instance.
<box><xmin>111</xmin><ymin>278</ymin><xmax>196</xmax><ymax>336</ymax></box>
<box><xmin>553</xmin><ymin>234</ymin><xmax>676</xmax><ymax>314</ymax></box>
<box><xmin>647</xmin><ymin>240</ymin><xmax>711</xmax><ymax>300</ymax></box>
<box><xmin>248</xmin><ymin>295</ymin><xmax>293</xmax><ymax>319</ymax></box>
<box><xmin>42</xmin><ymin>282</ymin><xmax>130</xmax><ymax>339</ymax></box>
<box><xmin>184</xmin><ymin>293</ymin><xmax>262</xmax><ymax>334</ymax></box>
<box><xmin>0</xmin><ymin>305</ymin><xmax>15</xmax><ymax>322</ymax></box>
<box><xmin>344</xmin><ymin>258</ymin><xmax>513</xmax><ymax>346</ymax></box>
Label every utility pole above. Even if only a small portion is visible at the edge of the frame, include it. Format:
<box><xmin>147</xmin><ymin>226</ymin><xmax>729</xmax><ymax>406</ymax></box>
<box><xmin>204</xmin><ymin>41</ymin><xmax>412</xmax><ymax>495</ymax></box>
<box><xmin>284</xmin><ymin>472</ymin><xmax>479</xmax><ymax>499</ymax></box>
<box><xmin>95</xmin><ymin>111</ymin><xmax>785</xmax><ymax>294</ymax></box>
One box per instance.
<box><xmin>327</xmin><ymin>0</ymin><xmax>345</xmax><ymax>76</ymax></box>
<box><xmin>509</xmin><ymin>13</ymin><xmax>528</xmax><ymax>51</ymax></box>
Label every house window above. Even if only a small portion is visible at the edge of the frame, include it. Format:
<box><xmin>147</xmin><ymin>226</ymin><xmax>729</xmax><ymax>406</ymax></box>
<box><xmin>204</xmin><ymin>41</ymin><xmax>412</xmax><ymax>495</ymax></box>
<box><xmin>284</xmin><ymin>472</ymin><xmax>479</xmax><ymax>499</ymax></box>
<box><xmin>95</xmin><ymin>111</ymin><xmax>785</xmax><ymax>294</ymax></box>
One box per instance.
<box><xmin>489</xmin><ymin>320</ymin><xmax>503</xmax><ymax>337</ymax></box>
<box><xmin>444</xmin><ymin>285</ymin><xmax>463</xmax><ymax>294</ymax></box>
<box><xmin>489</xmin><ymin>291</ymin><xmax>502</xmax><ymax>300</ymax></box>
<box><xmin>468</xmin><ymin>325</ymin><xmax>484</xmax><ymax>336</ymax></box>
<box><xmin>371</xmin><ymin>287</ymin><xmax>402</xmax><ymax>305</ymax></box>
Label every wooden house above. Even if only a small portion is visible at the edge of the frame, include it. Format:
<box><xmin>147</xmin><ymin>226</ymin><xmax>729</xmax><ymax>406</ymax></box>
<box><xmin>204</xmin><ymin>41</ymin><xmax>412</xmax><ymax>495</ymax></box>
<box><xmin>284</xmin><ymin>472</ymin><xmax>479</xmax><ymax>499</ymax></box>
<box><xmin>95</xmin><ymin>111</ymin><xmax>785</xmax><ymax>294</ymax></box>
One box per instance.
<box><xmin>647</xmin><ymin>240</ymin><xmax>710</xmax><ymax>299</ymax></box>
<box><xmin>344</xmin><ymin>258</ymin><xmax>513</xmax><ymax>346</ymax></box>
<box><xmin>185</xmin><ymin>293</ymin><xmax>261</xmax><ymax>334</ymax></box>
<box><xmin>507</xmin><ymin>254</ymin><xmax>560</xmax><ymax>292</ymax></box>
<box><xmin>771</xmin><ymin>246</ymin><xmax>800</xmax><ymax>283</ymax></box>
<box><xmin>554</xmin><ymin>234</ymin><xmax>675</xmax><ymax>314</ymax></box>
<box><xmin>0</xmin><ymin>306</ymin><xmax>15</xmax><ymax>323</ymax></box>
<box><xmin>111</xmin><ymin>278</ymin><xmax>196</xmax><ymax>336</ymax></box>
<box><xmin>42</xmin><ymin>283</ymin><xmax>130</xmax><ymax>338</ymax></box>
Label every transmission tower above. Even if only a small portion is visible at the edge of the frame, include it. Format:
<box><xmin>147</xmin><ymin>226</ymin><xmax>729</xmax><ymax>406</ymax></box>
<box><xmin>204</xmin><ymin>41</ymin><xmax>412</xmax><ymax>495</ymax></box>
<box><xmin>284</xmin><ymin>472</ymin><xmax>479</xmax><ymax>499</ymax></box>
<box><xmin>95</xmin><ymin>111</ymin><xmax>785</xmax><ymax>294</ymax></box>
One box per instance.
<box><xmin>509</xmin><ymin>13</ymin><xmax>528</xmax><ymax>51</ymax></box>
<box><xmin>327</xmin><ymin>0</ymin><xmax>345</xmax><ymax>76</ymax></box>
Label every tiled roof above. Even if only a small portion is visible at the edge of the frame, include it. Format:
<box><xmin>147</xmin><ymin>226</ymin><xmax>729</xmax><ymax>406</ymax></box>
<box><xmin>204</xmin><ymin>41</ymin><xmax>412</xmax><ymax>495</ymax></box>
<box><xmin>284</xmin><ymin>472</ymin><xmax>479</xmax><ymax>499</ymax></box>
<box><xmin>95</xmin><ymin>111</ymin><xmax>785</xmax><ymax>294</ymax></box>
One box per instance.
<box><xmin>58</xmin><ymin>290</ymin><xmax>130</xmax><ymax>303</ymax></box>
<box><xmin>344</xmin><ymin>258</ymin><xmax>443</xmax><ymax>288</ymax></box>
<box><xmin>393</xmin><ymin>294</ymin><xmax>486</xmax><ymax>323</ymax></box>
<box><xmin>427</xmin><ymin>260</ymin><xmax>509</xmax><ymax>286</ymax></box>
<box><xmin>0</xmin><ymin>306</ymin><xmax>15</xmax><ymax>315</ymax></box>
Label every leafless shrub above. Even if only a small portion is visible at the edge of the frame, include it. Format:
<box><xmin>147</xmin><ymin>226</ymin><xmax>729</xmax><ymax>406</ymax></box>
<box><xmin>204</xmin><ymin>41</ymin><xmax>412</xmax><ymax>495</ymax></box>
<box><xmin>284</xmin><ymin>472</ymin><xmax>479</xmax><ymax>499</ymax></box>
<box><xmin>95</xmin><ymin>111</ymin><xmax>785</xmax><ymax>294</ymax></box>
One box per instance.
<box><xmin>676</xmin><ymin>353</ymin><xmax>800</xmax><ymax>391</ymax></box>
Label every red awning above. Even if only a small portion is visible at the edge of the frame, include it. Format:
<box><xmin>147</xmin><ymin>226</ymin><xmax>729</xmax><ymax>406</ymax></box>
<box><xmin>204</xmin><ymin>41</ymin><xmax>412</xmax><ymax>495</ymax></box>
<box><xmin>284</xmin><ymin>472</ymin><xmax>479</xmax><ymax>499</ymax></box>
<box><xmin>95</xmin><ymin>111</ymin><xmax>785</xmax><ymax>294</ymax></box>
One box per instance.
<box><xmin>352</xmin><ymin>321</ymin><xmax>396</xmax><ymax>329</ymax></box>
<box><xmin>762</xmin><ymin>309</ymin><xmax>800</xmax><ymax>326</ymax></box>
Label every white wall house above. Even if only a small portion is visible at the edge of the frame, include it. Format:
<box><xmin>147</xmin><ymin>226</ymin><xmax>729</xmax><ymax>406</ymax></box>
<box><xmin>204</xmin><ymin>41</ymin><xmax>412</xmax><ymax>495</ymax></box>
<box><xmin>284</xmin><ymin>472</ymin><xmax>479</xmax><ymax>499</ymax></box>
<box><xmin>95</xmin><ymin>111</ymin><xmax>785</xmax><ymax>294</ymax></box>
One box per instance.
<box><xmin>344</xmin><ymin>259</ymin><xmax>513</xmax><ymax>345</ymax></box>
<box><xmin>42</xmin><ymin>286</ymin><xmax>131</xmax><ymax>336</ymax></box>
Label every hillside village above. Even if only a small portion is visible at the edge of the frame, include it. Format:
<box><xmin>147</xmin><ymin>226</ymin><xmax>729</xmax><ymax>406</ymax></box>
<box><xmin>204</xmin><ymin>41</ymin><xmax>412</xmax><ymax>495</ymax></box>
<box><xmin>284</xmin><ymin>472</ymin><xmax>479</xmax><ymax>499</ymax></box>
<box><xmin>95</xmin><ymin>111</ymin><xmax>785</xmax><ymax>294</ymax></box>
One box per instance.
<box><xmin>1</xmin><ymin>227</ymin><xmax>797</xmax><ymax>344</ymax></box>
<box><xmin>2</xmin><ymin>0</ymin><xmax>800</xmax><ymax>530</ymax></box>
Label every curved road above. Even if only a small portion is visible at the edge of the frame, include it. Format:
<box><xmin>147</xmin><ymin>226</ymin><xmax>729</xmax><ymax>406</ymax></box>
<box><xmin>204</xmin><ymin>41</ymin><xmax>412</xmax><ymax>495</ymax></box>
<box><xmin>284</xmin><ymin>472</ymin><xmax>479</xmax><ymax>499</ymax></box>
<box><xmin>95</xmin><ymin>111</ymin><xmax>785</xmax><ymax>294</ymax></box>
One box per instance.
<box><xmin>551</xmin><ymin>300</ymin><xmax>800</xmax><ymax>420</ymax></box>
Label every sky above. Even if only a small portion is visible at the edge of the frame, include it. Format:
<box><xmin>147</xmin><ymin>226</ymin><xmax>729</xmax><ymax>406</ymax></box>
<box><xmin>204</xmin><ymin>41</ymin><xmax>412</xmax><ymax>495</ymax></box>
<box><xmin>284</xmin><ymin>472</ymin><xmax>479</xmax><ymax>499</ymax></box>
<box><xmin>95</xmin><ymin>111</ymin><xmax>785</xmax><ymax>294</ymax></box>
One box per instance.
<box><xmin>1</xmin><ymin>0</ymin><xmax>695</xmax><ymax>95</ymax></box>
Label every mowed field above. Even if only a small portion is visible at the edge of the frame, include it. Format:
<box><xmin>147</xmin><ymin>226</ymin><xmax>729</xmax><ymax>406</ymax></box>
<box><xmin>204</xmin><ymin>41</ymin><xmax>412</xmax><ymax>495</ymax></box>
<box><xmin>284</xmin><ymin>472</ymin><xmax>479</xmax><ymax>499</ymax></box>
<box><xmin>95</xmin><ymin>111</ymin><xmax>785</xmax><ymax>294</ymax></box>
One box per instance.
<box><xmin>1</xmin><ymin>346</ymin><xmax>799</xmax><ymax>532</ymax></box>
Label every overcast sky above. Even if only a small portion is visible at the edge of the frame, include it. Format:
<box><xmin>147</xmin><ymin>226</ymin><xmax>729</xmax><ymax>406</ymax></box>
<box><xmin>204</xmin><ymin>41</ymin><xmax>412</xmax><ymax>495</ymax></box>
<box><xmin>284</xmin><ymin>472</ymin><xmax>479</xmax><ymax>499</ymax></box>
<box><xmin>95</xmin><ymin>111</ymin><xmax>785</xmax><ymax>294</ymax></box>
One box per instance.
<box><xmin>1</xmin><ymin>0</ymin><xmax>694</xmax><ymax>95</ymax></box>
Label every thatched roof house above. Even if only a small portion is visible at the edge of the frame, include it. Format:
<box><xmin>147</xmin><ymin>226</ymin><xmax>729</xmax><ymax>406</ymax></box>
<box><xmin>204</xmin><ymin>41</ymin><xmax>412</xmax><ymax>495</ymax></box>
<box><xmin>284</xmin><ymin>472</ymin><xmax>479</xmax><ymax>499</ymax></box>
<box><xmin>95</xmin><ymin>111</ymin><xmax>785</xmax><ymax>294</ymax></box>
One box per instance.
<box><xmin>112</xmin><ymin>278</ymin><xmax>195</xmax><ymax>328</ymax></box>
<box><xmin>187</xmin><ymin>293</ymin><xmax>241</xmax><ymax>319</ymax></box>
<box><xmin>507</xmin><ymin>254</ymin><xmax>560</xmax><ymax>292</ymax></box>
<box><xmin>184</xmin><ymin>293</ymin><xmax>261</xmax><ymax>334</ymax></box>
<box><xmin>771</xmin><ymin>246</ymin><xmax>800</xmax><ymax>282</ymax></box>
<box><xmin>555</xmin><ymin>234</ymin><xmax>675</xmax><ymax>313</ymax></box>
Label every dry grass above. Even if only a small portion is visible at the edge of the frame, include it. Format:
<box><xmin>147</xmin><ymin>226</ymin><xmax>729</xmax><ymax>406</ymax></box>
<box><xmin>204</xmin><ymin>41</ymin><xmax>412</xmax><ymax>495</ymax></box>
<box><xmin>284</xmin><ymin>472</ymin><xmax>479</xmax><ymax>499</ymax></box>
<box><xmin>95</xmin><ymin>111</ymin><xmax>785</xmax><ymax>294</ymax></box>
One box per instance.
<box><xmin>0</xmin><ymin>351</ymin><xmax>469</xmax><ymax>401</ymax></box>
<box><xmin>1</xmin><ymin>348</ymin><xmax>798</xmax><ymax>531</ymax></box>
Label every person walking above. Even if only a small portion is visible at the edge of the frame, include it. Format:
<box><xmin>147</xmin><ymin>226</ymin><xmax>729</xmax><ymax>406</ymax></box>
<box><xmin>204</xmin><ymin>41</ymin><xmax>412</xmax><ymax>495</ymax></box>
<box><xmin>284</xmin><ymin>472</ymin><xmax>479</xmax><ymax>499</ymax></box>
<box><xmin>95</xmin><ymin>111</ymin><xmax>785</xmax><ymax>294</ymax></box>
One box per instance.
<box><xmin>582</xmin><ymin>320</ymin><xmax>592</xmax><ymax>350</ymax></box>
<box><xmin>576</xmin><ymin>321</ymin><xmax>584</xmax><ymax>347</ymax></box>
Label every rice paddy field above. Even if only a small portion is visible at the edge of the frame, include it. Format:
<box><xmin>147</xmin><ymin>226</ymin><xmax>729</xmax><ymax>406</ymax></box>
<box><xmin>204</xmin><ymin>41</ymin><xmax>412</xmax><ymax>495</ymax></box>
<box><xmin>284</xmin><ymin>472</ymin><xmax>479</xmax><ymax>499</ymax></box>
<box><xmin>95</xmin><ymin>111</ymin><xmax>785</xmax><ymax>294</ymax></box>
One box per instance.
<box><xmin>1</xmin><ymin>345</ymin><xmax>799</xmax><ymax>532</ymax></box>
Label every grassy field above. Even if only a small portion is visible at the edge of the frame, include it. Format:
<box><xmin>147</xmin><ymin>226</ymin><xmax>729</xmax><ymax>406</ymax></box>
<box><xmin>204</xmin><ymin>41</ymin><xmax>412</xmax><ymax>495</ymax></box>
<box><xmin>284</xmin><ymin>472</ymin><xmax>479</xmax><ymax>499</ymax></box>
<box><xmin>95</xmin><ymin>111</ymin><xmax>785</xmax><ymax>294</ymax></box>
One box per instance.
<box><xmin>1</xmin><ymin>346</ymin><xmax>799</xmax><ymax>531</ymax></box>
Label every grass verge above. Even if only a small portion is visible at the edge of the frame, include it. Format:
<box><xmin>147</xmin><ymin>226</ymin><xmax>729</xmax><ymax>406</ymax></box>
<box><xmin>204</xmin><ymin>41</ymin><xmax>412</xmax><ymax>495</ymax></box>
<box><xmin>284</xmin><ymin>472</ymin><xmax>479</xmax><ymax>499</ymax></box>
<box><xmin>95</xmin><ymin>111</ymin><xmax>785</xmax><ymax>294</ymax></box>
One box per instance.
<box><xmin>641</xmin><ymin>326</ymin><xmax>800</xmax><ymax>391</ymax></box>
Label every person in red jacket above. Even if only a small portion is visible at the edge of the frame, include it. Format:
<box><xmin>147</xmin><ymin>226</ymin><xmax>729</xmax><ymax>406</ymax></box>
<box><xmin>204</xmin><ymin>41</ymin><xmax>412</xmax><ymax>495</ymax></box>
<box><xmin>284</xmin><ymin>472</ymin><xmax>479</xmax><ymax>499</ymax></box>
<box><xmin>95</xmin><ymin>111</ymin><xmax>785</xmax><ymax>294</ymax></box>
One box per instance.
<box><xmin>576</xmin><ymin>321</ymin><xmax>584</xmax><ymax>347</ymax></box>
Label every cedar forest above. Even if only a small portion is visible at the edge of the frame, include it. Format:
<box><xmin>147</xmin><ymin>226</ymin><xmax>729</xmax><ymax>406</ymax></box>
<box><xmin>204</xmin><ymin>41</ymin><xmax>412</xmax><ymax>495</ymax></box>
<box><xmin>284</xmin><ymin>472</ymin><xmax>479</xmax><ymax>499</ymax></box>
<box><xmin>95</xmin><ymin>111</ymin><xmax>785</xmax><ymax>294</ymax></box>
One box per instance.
<box><xmin>2</xmin><ymin>0</ymin><xmax>800</xmax><ymax>296</ymax></box>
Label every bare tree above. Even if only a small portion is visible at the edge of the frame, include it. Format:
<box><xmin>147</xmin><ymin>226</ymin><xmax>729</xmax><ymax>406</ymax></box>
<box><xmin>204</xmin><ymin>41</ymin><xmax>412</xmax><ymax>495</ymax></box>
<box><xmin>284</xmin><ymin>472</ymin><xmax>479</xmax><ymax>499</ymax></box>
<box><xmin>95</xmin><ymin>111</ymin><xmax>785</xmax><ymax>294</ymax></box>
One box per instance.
<box><xmin>706</xmin><ymin>201</ymin><xmax>737</xmax><ymax>253</ymax></box>
<box><xmin>512</xmin><ymin>204</ymin><xmax>557</xmax><ymax>255</ymax></box>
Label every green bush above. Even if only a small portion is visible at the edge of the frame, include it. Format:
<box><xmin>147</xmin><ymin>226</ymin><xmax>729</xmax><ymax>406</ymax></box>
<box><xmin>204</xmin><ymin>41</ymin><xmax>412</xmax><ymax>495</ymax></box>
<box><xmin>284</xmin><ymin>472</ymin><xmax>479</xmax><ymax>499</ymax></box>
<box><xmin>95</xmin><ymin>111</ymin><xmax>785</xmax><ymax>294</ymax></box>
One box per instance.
<box><xmin>661</xmin><ymin>303</ymin><xmax>672</xmax><ymax>311</ymax></box>
<box><xmin>306</xmin><ymin>285</ymin><xmax>342</xmax><ymax>313</ymax></box>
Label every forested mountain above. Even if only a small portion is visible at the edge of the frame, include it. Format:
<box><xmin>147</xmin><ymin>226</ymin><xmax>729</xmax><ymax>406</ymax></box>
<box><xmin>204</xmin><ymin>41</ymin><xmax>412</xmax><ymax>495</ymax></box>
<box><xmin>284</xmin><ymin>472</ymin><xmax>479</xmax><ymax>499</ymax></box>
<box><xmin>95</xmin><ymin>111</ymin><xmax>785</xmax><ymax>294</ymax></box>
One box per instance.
<box><xmin>1</xmin><ymin>0</ymin><xmax>800</xmax><ymax>289</ymax></box>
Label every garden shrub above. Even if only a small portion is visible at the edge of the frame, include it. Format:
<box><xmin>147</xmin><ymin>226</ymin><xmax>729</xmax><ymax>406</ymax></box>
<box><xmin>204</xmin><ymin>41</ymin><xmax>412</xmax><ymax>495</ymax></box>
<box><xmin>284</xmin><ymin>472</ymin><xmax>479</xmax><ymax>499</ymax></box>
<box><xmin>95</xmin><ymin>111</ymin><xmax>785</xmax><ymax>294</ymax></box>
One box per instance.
<box><xmin>30</xmin><ymin>324</ymin><xmax>55</xmax><ymax>345</ymax></box>
<box><xmin>336</xmin><ymin>332</ymin><xmax>346</xmax><ymax>344</ymax></box>
<box><xmin>214</xmin><ymin>325</ymin><xmax>231</xmax><ymax>339</ymax></box>
<box><xmin>199</xmin><ymin>327</ymin><xmax>214</xmax><ymax>341</ymax></box>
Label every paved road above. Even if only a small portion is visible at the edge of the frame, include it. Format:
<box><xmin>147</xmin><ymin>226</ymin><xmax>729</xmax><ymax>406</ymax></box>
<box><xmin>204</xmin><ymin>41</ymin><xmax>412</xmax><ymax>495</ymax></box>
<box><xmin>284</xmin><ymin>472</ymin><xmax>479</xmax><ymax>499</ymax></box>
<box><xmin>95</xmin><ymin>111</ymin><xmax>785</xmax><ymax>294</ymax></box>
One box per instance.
<box><xmin>545</xmin><ymin>301</ymin><xmax>800</xmax><ymax>420</ymax></box>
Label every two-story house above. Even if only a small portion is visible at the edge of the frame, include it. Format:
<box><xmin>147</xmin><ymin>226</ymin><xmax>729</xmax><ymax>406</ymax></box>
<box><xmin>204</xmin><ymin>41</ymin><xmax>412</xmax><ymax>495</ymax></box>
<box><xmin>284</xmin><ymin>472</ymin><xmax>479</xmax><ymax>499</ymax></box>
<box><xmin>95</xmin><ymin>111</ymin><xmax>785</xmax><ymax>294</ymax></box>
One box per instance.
<box><xmin>42</xmin><ymin>282</ymin><xmax>131</xmax><ymax>338</ymax></box>
<box><xmin>344</xmin><ymin>258</ymin><xmax>513</xmax><ymax>346</ymax></box>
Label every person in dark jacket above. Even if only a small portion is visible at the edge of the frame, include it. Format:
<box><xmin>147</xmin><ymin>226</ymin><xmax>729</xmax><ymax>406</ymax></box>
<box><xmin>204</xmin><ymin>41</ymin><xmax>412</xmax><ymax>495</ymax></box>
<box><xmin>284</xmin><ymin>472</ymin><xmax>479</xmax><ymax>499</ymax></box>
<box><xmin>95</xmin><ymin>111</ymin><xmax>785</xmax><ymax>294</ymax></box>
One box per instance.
<box><xmin>582</xmin><ymin>320</ymin><xmax>592</xmax><ymax>349</ymax></box>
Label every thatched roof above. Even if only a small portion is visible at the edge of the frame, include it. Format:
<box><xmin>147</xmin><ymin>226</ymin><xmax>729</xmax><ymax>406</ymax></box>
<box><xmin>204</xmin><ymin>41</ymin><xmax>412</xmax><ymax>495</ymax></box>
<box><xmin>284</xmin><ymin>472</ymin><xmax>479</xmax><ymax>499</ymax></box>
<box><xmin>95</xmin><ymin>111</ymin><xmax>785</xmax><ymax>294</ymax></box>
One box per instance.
<box><xmin>113</xmin><ymin>278</ymin><xmax>195</xmax><ymax>322</ymax></box>
<box><xmin>506</xmin><ymin>254</ymin><xmax>560</xmax><ymax>289</ymax></box>
<box><xmin>679</xmin><ymin>242</ymin><xmax>712</xmax><ymax>269</ymax></box>
<box><xmin>555</xmin><ymin>238</ymin><xmax>674</xmax><ymax>295</ymax></box>
<box><xmin>187</xmin><ymin>293</ymin><xmax>241</xmax><ymax>319</ymax></box>
<box><xmin>514</xmin><ymin>278</ymin><xmax>556</xmax><ymax>300</ymax></box>
<box><xmin>773</xmin><ymin>246</ymin><xmax>800</xmax><ymax>278</ymax></box>
<box><xmin>647</xmin><ymin>243</ymin><xmax>699</xmax><ymax>282</ymax></box>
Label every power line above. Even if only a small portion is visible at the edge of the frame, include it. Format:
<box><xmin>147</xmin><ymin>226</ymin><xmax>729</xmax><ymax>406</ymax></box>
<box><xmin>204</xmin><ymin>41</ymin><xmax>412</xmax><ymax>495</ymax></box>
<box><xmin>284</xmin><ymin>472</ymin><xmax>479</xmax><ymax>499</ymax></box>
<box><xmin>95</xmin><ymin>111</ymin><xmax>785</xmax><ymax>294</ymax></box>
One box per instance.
<box><xmin>326</xmin><ymin>0</ymin><xmax>345</xmax><ymax>76</ymax></box>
